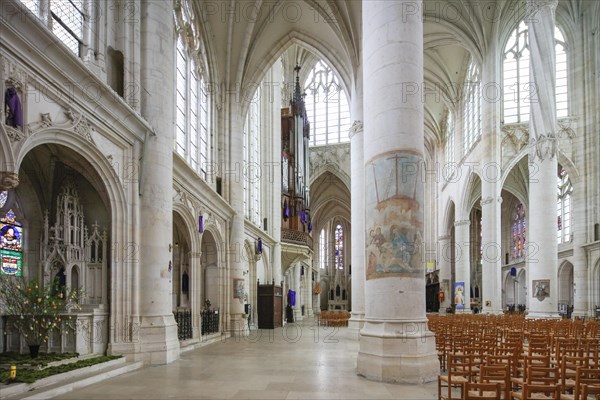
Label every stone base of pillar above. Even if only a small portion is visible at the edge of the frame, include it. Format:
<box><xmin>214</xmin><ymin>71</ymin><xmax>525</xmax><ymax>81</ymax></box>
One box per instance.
<box><xmin>526</xmin><ymin>311</ymin><xmax>560</xmax><ymax>319</ymax></box>
<box><xmin>347</xmin><ymin>312</ymin><xmax>365</xmax><ymax>340</ymax></box>
<box><xmin>107</xmin><ymin>342</ymin><xmax>140</xmax><ymax>362</ymax></box>
<box><xmin>294</xmin><ymin>308</ymin><xmax>303</xmax><ymax>321</ymax></box>
<box><xmin>228</xmin><ymin>314</ymin><xmax>249</xmax><ymax>338</ymax></box>
<box><xmin>138</xmin><ymin>315</ymin><xmax>180</xmax><ymax>365</ymax></box>
<box><xmin>357</xmin><ymin>320</ymin><xmax>439</xmax><ymax>384</ymax></box>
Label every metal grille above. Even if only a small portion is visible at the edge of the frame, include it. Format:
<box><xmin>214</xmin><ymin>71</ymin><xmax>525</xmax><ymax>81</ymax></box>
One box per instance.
<box><xmin>51</xmin><ymin>0</ymin><xmax>84</xmax><ymax>56</ymax></box>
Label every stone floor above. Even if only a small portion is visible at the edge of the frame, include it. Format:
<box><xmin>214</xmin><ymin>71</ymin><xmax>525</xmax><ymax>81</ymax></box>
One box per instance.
<box><xmin>58</xmin><ymin>319</ymin><xmax>439</xmax><ymax>399</ymax></box>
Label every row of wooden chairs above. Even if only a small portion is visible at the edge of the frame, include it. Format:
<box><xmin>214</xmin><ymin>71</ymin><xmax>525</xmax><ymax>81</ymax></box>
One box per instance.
<box><xmin>319</xmin><ymin>310</ymin><xmax>350</xmax><ymax>327</ymax></box>
<box><xmin>439</xmin><ymin>352</ymin><xmax>600</xmax><ymax>399</ymax></box>
<box><xmin>432</xmin><ymin>314</ymin><xmax>600</xmax><ymax>399</ymax></box>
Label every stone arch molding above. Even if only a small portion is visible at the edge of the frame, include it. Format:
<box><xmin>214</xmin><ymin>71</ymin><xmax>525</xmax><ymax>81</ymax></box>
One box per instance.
<box><xmin>172</xmin><ymin>203</ymin><xmax>200</xmax><ymax>255</ymax></box>
<box><xmin>310</xmin><ymin>143</ymin><xmax>351</xmax><ymax>198</ymax></box>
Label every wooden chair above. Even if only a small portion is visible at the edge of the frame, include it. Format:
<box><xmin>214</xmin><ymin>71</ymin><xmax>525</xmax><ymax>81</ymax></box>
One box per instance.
<box><xmin>465</xmin><ymin>382</ymin><xmax>502</xmax><ymax>400</ymax></box>
<box><xmin>479</xmin><ymin>364</ymin><xmax>510</xmax><ymax>399</ymax></box>
<box><xmin>560</xmin><ymin>367</ymin><xmax>600</xmax><ymax>400</ymax></box>
<box><xmin>438</xmin><ymin>353</ymin><xmax>475</xmax><ymax>400</ymax></box>
<box><xmin>580</xmin><ymin>383</ymin><xmax>600</xmax><ymax>400</ymax></box>
<box><xmin>560</xmin><ymin>355</ymin><xmax>590</xmax><ymax>393</ymax></box>
<box><xmin>511</xmin><ymin>355</ymin><xmax>551</xmax><ymax>390</ymax></box>
<box><xmin>511</xmin><ymin>366</ymin><xmax>559</xmax><ymax>400</ymax></box>
<box><xmin>510</xmin><ymin>383</ymin><xmax>560</xmax><ymax>400</ymax></box>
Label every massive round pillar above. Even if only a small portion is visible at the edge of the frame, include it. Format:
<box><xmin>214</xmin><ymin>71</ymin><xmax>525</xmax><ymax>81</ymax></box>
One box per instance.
<box><xmin>137</xmin><ymin>0</ymin><xmax>180</xmax><ymax>364</ymax></box>
<box><xmin>526</xmin><ymin>0</ymin><xmax>559</xmax><ymax>318</ymax></box>
<box><xmin>348</xmin><ymin>66</ymin><xmax>365</xmax><ymax>338</ymax></box>
<box><xmin>357</xmin><ymin>0</ymin><xmax>438</xmax><ymax>383</ymax></box>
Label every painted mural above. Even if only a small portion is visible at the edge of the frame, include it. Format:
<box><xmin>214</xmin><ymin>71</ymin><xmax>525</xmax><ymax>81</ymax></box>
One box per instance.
<box><xmin>365</xmin><ymin>150</ymin><xmax>424</xmax><ymax>279</ymax></box>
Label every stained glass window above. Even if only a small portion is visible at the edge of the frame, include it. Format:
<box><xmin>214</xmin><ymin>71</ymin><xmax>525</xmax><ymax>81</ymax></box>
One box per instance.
<box><xmin>0</xmin><ymin>191</ymin><xmax>7</xmax><ymax>208</ymax></box>
<box><xmin>335</xmin><ymin>224</ymin><xmax>344</xmax><ymax>270</ymax></box>
<box><xmin>0</xmin><ymin>209</ymin><xmax>23</xmax><ymax>276</ymax></box>
<box><xmin>557</xmin><ymin>165</ymin><xmax>573</xmax><ymax>244</ymax></box>
<box><xmin>511</xmin><ymin>204</ymin><xmax>526</xmax><ymax>260</ymax></box>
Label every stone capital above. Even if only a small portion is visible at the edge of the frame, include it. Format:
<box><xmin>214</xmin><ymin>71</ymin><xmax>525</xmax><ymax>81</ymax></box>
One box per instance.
<box><xmin>348</xmin><ymin>120</ymin><xmax>364</xmax><ymax>139</ymax></box>
<box><xmin>438</xmin><ymin>235</ymin><xmax>451</xmax><ymax>241</ymax></box>
<box><xmin>529</xmin><ymin>132</ymin><xmax>558</xmax><ymax>162</ymax></box>
<box><xmin>454</xmin><ymin>219</ymin><xmax>471</xmax><ymax>227</ymax></box>
<box><xmin>480</xmin><ymin>196</ymin><xmax>494</xmax><ymax>206</ymax></box>
<box><xmin>0</xmin><ymin>171</ymin><xmax>19</xmax><ymax>190</ymax></box>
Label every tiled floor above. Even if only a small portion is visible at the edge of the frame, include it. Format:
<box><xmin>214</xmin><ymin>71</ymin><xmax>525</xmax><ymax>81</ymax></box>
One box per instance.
<box><xmin>58</xmin><ymin>319</ymin><xmax>438</xmax><ymax>399</ymax></box>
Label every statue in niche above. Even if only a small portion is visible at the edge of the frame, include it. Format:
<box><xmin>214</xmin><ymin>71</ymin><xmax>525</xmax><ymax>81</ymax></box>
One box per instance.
<box><xmin>4</xmin><ymin>87</ymin><xmax>22</xmax><ymax>128</ymax></box>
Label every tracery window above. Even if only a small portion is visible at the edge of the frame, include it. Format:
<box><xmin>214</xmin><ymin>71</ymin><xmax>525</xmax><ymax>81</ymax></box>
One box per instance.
<box><xmin>511</xmin><ymin>203</ymin><xmax>526</xmax><ymax>260</ymax></box>
<box><xmin>503</xmin><ymin>22</ymin><xmax>569</xmax><ymax>123</ymax></box>
<box><xmin>334</xmin><ymin>224</ymin><xmax>344</xmax><ymax>270</ymax></box>
<box><xmin>557</xmin><ymin>165</ymin><xmax>573</xmax><ymax>244</ymax></box>
<box><xmin>304</xmin><ymin>61</ymin><xmax>351</xmax><ymax>146</ymax></box>
<box><xmin>463</xmin><ymin>61</ymin><xmax>481</xmax><ymax>154</ymax></box>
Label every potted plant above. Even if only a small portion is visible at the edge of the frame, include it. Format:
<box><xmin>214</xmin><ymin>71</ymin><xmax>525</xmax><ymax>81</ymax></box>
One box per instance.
<box><xmin>0</xmin><ymin>275</ymin><xmax>81</xmax><ymax>358</ymax></box>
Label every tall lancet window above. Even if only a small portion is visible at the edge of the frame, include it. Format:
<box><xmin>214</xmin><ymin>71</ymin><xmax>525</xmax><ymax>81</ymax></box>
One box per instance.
<box><xmin>463</xmin><ymin>60</ymin><xmax>481</xmax><ymax>154</ymax></box>
<box><xmin>557</xmin><ymin>165</ymin><xmax>573</xmax><ymax>244</ymax></box>
<box><xmin>174</xmin><ymin>7</ymin><xmax>210</xmax><ymax>179</ymax></box>
<box><xmin>445</xmin><ymin>111</ymin><xmax>454</xmax><ymax>165</ymax></box>
<box><xmin>511</xmin><ymin>203</ymin><xmax>526</xmax><ymax>260</ymax></box>
<box><xmin>304</xmin><ymin>61</ymin><xmax>350</xmax><ymax>146</ymax></box>
<box><xmin>319</xmin><ymin>228</ymin><xmax>326</xmax><ymax>269</ymax></box>
<box><xmin>243</xmin><ymin>87</ymin><xmax>262</xmax><ymax>226</ymax></box>
<box><xmin>334</xmin><ymin>224</ymin><xmax>344</xmax><ymax>270</ymax></box>
<box><xmin>503</xmin><ymin>22</ymin><xmax>569</xmax><ymax>123</ymax></box>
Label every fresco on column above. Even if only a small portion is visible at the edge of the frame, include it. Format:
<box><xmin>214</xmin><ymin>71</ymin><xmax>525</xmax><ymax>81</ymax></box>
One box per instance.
<box><xmin>365</xmin><ymin>150</ymin><xmax>424</xmax><ymax>279</ymax></box>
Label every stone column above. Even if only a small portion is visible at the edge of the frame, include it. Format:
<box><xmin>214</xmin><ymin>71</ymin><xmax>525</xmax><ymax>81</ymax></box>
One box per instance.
<box><xmin>348</xmin><ymin>120</ymin><xmax>365</xmax><ymax>338</ymax></box>
<box><xmin>270</xmin><ymin>61</ymin><xmax>283</xmax><ymax>287</ymax></box>
<box><xmin>137</xmin><ymin>0</ymin><xmax>179</xmax><ymax>364</ymax></box>
<box><xmin>348</xmin><ymin>63</ymin><xmax>365</xmax><ymax>338</ymax></box>
<box><xmin>293</xmin><ymin>264</ymin><xmax>303</xmax><ymax>321</ymax></box>
<box><xmin>454</xmin><ymin>219</ymin><xmax>471</xmax><ymax>312</ymax></box>
<box><xmin>526</xmin><ymin>0</ymin><xmax>559</xmax><ymax>318</ymax></box>
<box><xmin>305</xmin><ymin>267</ymin><xmax>313</xmax><ymax>317</ymax></box>
<box><xmin>226</xmin><ymin>99</ymin><xmax>247</xmax><ymax>335</ymax></box>
<box><xmin>479</xmin><ymin>42</ymin><xmax>503</xmax><ymax>314</ymax></box>
<box><xmin>357</xmin><ymin>0</ymin><xmax>438</xmax><ymax>383</ymax></box>
<box><xmin>437</xmin><ymin>235</ymin><xmax>452</xmax><ymax>311</ymax></box>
